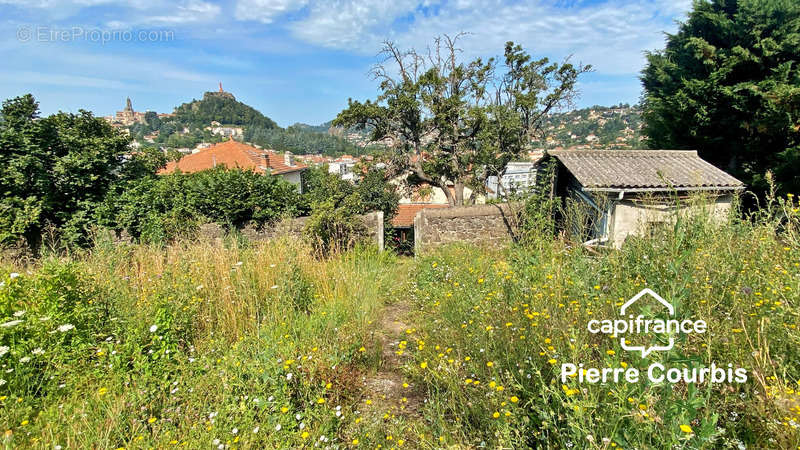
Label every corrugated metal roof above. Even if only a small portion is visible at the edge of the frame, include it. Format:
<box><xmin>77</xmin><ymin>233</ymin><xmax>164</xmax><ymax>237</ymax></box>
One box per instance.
<box><xmin>548</xmin><ymin>150</ymin><xmax>744</xmax><ymax>191</ymax></box>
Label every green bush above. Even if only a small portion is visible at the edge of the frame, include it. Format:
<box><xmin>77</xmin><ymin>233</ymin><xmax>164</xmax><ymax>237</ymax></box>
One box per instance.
<box><xmin>304</xmin><ymin>199</ymin><xmax>368</xmax><ymax>255</ymax></box>
<box><xmin>107</xmin><ymin>167</ymin><xmax>303</xmax><ymax>242</ymax></box>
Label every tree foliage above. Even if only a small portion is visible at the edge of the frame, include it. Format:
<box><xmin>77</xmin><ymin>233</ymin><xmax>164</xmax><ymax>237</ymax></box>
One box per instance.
<box><xmin>106</xmin><ymin>167</ymin><xmax>303</xmax><ymax>242</ymax></box>
<box><xmin>244</xmin><ymin>124</ymin><xmax>368</xmax><ymax>156</ymax></box>
<box><xmin>334</xmin><ymin>35</ymin><xmax>590</xmax><ymax>206</ymax></box>
<box><xmin>303</xmin><ymin>166</ymin><xmax>399</xmax><ymax>254</ymax></box>
<box><xmin>641</xmin><ymin>0</ymin><xmax>800</xmax><ymax>195</ymax></box>
<box><xmin>0</xmin><ymin>94</ymin><xmax>130</xmax><ymax>248</ymax></box>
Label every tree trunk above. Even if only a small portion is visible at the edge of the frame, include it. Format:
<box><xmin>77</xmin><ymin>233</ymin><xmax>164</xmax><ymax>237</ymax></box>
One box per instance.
<box><xmin>454</xmin><ymin>181</ymin><xmax>464</xmax><ymax>206</ymax></box>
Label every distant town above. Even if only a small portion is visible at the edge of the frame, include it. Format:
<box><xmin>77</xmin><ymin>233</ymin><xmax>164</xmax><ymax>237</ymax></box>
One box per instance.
<box><xmin>101</xmin><ymin>83</ymin><xmax>644</xmax><ymax>207</ymax></box>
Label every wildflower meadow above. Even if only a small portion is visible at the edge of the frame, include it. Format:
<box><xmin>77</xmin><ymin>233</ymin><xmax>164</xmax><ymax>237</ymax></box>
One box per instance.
<box><xmin>1</xmin><ymin>196</ymin><xmax>799</xmax><ymax>449</ymax></box>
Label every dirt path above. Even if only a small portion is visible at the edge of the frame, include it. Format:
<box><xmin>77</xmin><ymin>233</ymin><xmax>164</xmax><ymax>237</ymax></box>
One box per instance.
<box><xmin>361</xmin><ymin>297</ymin><xmax>425</xmax><ymax>419</ymax></box>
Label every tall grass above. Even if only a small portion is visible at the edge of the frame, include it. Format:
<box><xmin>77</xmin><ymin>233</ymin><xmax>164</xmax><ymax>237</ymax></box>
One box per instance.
<box><xmin>0</xmin><ymin>237</ymin><xmax>404</xmax><ymax>448</ymax></box>
<box><xmin>404</xmin><ymin>194</ymin><xmax>800</xmax><ymax>448</ymax></box>
<box><xmin>1</xmin><ymin>193</ymin><xmax>799</xmax><ymax>449</ymax></box>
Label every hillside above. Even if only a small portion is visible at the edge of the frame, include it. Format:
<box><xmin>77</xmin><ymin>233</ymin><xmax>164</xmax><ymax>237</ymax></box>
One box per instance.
<box><xmin>328</xmin><ymin>104</ymin><xmax>644</xmax><ymax>150</ymax></box>
<box><xmin>125</xmin><ymin>92</ymin><xmax>367</xmax><ymax>156</ymax></box>
<box><xmin>532</xmin><ymin>104</ymin><xmax>644</xmax><ymax>149</ymax></box>
<box><xmin>172</xmin><ymin>91</ymin><xmax>279</xmax><ymax>130</ymax></box>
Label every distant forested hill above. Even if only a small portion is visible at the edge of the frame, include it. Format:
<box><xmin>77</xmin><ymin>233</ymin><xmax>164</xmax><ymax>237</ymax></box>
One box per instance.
<box><xmin>531</xmin><ymin>104</ymin><xmax>643</xmax><ymax>149</ymax></box>
<box><xmin>325</xmin><ymin>104</ymin><xmax>644</xmax><ymax>150</ymax></box>
<box><xmin>244</xmin><ymin>123</ymin><xmax>371</xmax><ymax>156</ymax></box>
<box><xmin>173</xmin><ymin>92</ymin><xmax>279</xmax><ymax>129</ymax></box>
<box><xmin>126</xmin><ymin>93</ymin><xmax>367</xmax><ymax>156</ymax></box>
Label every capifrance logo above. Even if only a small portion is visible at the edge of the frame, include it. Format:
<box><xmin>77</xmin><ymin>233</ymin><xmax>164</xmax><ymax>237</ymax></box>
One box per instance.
<box><xmin>561</xmin><ymin>288</ymin><xmax>748</xmax><ymax>384</ymax></box>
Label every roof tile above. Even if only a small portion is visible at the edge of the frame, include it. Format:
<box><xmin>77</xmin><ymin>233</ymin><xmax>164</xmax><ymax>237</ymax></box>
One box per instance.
<box><xmin>159</xmin><ymin>139</ymin><xmax>307</xmax><ymax>175</ymax></box>
<box><xmin>392</xmin><ymin>204</ymin><xmax>449</xmax><ymax>228</ymax></box>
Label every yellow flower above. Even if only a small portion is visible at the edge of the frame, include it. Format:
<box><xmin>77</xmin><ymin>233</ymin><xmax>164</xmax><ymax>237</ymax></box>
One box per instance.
<box><xmin>148</xmin><ymin>417</ymin><xmax>157</xmax><ymax>424</ymax></box>
<box><xmin>20</xmin><ymin>420</ymin><xmax>28</xmax><ymax>426</ymax></box>
<box><xmin>606</xmin><ymin>350</ymin><xmax>615</xmax><ymax>356</ymax></box>
<box><xmin>97</xmin><ymin>387</ymin><xmax>108</xmax><ymax>396</ymax></box>
<box><xmin>486</xmin><ymin>361</ymin><xmax>494</xmax><ymax>368</ymax></box>
<box><xmin>679</xmin><ymin>424</ymin><xmax>693</xmax><ymax>434</ymax></box>
<box><xmin>420</xmin><ymin>361</ymin><xmax>428</xmax><ymax>369</ymax></box>
<box><xmin>301</xmin><ymin>431</ymin><xmax>309</xmax><ymax>439</ymax></box>
<box><xmin>358</xmin><ymin>346</ymin><xmax>366</xmax><ymax>353</ymax></box>
<box><xmin>352</xmin><ymin>438</ymin><xmax>359</xmax><ymax>445</ymax></box>
<box><xmin>548</xmin><ymin>358</ymin><xmax>557</xmax><ymax>365</ymax></box>
<box><xmin>492</xmin><ymin>411</ymin><xmax>500</xmax><ymax>419</ymax></box>
<box><xmin>317</xmin><ymin>398</ymin><xmax>325</xmax><ymax>404</ymax></box>
<box><xmin>281</xmin><ymin>406</ymin><xmax>289</xmax><ymax>413</ymax></box>
<box><xmin>510</xmin><ymin>396</ymin><xmax>519</xmax><ymax>403</ymax></box>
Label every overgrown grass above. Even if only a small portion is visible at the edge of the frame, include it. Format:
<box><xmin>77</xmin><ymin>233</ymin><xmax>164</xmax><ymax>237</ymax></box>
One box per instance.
<box><xmin>1</xmin><ymin>196</ymin><xmax>799</xmax><ymax>449</ymax></box>
<box><xmin>404</xmin><ymin>201</ymin><xmax>800</xmax><ymax>448</ymax></box>
<box><xmin>0</xmin><ymin>237</ymin><xmax>406</xmax><ymax>448</ymax></box>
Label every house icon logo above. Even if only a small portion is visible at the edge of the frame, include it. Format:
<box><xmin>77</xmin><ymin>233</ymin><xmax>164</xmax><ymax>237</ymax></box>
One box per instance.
<box><xmin>573</xmin><ymin>290</ymin><xmax>742</xmax><ymax>384</ymax></box>
<box><xmin>619</xmin><ymin>288</ymin><xmax>675</xmax><ymax>358</ymax></box>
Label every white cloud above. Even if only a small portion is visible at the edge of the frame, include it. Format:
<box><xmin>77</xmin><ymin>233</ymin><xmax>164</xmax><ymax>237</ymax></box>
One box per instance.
<box><xmin>0</xmin><ymin>70</ymin><xmax>135</xmax><ymax>90</ymax></box>
<box><xmin>270</xmin><ymin>0</ymin><xmax>690</xmax><ymax>76</ymax></box>
<box><xmin>146</xmin><ymin>0</ymin><xmax>221</xmax><ymax>25</ymax></box>
<box><xmin>290</xmin><ymin>0</ymin><xmax>423</xmax><ymax>48</ymax></box>
<box><xmin>234</xmin><ymin>0</ymin><xmax>308</xmax><ymax>24</ymax></box>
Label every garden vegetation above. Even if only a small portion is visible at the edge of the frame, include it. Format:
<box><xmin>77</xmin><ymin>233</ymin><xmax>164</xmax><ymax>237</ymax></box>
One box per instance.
<box><xmin>0</xmin><ymin>192</ymin><xmax>798</xmax><ymax>448</ymax></box>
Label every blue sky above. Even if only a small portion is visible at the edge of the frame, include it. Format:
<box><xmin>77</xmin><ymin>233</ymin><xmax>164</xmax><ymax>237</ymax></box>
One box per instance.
<box><xmin>0</xmin><ymin>0</ymin><xmax>691</xmax><ymax>127</ymax></box>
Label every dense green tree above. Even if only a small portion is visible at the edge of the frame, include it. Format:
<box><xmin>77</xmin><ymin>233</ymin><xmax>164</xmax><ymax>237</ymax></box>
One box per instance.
<box><xmin>0</xmin><ymin>94</ymin><xmax>130</xmax><ymax>248</ymax></box>
<box><xmin>641</xmin><ymin>0</ymin><xmax>800</xmax><ymax>195</ymax></box>
<box><xmin>334</xmin><ymin>36</ymin><xmax>590</xmax><ymax>205</ymax></box>
<box><xmin>144</xmin><ymin>111</ymin><xmax>161</xmax><ymax>131</ymax></box>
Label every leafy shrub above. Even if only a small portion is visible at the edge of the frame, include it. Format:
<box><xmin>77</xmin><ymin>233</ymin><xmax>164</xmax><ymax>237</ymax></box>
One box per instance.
<box><xmin>107</xmin><ymin>167</ymin><xmax>303</xmax><ymax>242</ymax></box>
<box><xmin>0</xmin><ymin>95</ymin><xmax>130</xmax><ymax>250</ymax></box>
<box><xmin>302</xmin><ymin>166</ymin><xmax>399</xmax><ymax>254</ymax></box>
<box><xmin>304</xmin><ymin>200</ymin><xmax>368</xmax><ymax>255</ymax></box>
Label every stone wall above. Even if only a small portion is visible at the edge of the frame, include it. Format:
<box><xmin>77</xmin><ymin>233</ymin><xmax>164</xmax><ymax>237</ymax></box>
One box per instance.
<box><xmin>414</xmin><ymin>204</ymin><xmax>517</xmax><ymax>253</ymax></box>
<box><xmin>200</xmin><ymin>211</ymin><xmax>384</xmax><ymax>250</ymax></box>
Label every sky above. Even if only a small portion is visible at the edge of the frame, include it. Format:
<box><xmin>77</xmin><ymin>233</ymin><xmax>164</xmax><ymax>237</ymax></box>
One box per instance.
<box><xmin>0</xmin><ymin>0</ymin><xmax>691</xmax><ymax>127</ymax></box>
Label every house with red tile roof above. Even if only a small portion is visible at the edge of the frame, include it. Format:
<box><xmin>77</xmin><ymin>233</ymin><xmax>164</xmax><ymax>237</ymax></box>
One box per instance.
<box><xmin>159</xmin><ymin>139</ymin><xmax>308</xmax><ymax>192</ymax></box>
